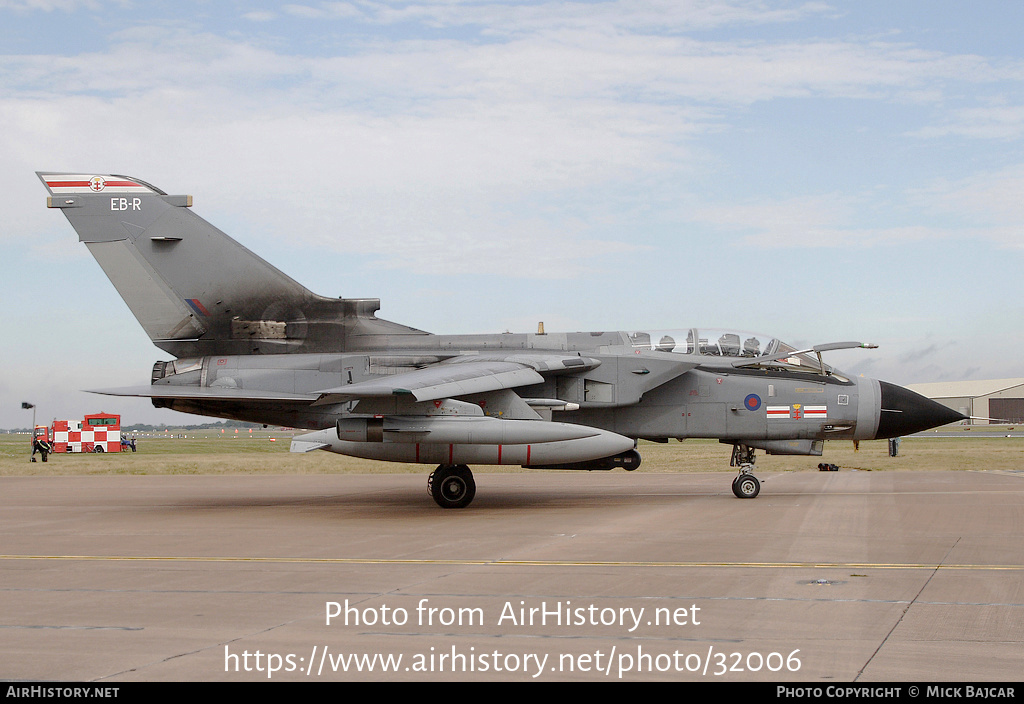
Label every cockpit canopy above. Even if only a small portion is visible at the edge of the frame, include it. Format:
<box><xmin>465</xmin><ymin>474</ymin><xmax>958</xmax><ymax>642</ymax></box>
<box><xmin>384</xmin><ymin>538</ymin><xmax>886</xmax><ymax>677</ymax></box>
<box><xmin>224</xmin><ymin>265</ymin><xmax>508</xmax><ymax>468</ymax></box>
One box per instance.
<box><xmin>627</xmin><ymin>328</ymin><xmax>846</xmax><ymax>379</ymax></box>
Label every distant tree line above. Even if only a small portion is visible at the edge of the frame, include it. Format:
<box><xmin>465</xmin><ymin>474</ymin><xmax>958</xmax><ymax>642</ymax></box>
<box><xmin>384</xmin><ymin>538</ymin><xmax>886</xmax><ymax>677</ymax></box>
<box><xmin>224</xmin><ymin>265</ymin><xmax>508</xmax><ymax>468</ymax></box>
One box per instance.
<box><xmin>121</xmin><ymin>420</ymin><xmax>263</xmax><ymax>432</ymax></box>
<box><xmin>4</xmin><ymin>420</ymin><xmax>263</xmax><ymax>433</ymax></box>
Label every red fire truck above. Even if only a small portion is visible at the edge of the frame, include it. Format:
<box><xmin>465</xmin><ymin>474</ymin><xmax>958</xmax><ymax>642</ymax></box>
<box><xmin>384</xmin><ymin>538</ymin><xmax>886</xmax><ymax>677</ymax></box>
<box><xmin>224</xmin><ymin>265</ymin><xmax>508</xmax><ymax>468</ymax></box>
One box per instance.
<box><xmin>52</xmin><ymin>413</ymin><xmax>122</xmax><ymax>453</ymax></box>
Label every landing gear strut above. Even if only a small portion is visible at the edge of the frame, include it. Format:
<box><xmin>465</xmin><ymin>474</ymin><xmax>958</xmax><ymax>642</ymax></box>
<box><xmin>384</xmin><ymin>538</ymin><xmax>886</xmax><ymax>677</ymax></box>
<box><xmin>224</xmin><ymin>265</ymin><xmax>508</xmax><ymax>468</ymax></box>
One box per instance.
<box><xmin>427</xmin><ymin>464</ymin><xmax>476</xmax><ymax>509</ymax></box>
<box><xmin>730</xmin><ymin>444</ymin><xmax>760</xmax><ymax>499</ymax></box>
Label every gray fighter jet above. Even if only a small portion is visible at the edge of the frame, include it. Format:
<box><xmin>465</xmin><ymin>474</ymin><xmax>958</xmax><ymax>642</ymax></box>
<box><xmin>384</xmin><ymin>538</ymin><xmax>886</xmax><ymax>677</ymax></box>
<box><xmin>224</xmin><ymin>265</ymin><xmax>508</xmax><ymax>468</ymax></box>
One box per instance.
<box><xmin>38</xmin><ymin>172</ymin><xmax>965</xmax><ymax>507</ymax></box>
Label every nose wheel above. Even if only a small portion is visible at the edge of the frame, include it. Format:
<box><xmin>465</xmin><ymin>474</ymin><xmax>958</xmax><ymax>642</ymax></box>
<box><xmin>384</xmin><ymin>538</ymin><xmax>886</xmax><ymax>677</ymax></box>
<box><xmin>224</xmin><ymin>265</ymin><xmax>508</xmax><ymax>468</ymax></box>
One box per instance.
<box><xmin>731</xmin><ymin>472</ymin><xmax>760</xmax><ymax>499</ymax></box>
<box><xmin>428</xmin><ymin>464</ymin><xmax>476</xmax><ymax>509</ymax></box>
<box><xmin>730</xmin><ymin>444</ymin><xmax>761</xmax><ymax>499</ymax></box>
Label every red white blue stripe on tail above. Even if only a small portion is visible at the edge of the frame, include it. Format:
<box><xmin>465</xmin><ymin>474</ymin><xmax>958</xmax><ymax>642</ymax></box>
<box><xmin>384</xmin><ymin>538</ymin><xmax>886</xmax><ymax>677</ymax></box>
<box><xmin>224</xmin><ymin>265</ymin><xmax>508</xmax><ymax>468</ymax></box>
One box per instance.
<box><xmin>184</xmin><ymin>299</ymin><xmax>211</xmax><ymax>317</ymax></box>
<box><xmin>38</xmin><ymin>173</ymin><xmax>159</xmax><ymax>195</ymax></box>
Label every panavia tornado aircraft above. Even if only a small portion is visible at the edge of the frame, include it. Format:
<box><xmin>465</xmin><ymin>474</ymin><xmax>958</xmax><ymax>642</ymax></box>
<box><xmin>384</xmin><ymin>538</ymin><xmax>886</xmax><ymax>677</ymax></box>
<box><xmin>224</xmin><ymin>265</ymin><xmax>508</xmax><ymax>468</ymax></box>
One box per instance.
<box><xmin>38</xmin><ymin>172</ymin><xmax>966</xmax><ymax>508</ymax></box>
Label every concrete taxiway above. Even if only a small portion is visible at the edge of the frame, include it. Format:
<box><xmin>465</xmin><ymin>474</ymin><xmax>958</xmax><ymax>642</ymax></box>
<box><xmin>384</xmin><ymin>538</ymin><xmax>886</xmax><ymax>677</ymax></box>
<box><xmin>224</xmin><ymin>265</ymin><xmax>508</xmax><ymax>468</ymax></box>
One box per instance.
<box><xmin>1</xmin><ymin>470</ymin><xmax>1022</xmax><ymax>682</ymax></box>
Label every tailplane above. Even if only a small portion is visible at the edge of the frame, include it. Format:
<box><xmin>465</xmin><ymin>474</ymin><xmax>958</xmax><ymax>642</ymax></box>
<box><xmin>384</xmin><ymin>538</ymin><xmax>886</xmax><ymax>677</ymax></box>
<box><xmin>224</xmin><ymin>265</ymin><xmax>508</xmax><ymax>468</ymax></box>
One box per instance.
<box><xmin>38</xmin><ymin>172</ymin><xmax>424</xmax><ymax>357</ymax></box>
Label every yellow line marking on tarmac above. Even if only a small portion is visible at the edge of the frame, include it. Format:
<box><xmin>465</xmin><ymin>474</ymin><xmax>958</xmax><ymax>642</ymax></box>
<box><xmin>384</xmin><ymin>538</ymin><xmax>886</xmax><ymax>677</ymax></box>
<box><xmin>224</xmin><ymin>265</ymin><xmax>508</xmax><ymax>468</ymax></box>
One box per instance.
<box><xmin>1</xmin><ymin>555</ymin><xmax>1021</xmax><ymax>570</ymax></box>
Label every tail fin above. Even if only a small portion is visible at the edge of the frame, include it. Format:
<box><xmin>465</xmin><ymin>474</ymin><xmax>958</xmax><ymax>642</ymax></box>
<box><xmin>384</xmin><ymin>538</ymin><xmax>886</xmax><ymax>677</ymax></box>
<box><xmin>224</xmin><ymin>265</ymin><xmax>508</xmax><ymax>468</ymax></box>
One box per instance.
<box><xmin>38</xmin><ymin>172</ymin><xmax>423</xmax><ymax>357</ymax></box>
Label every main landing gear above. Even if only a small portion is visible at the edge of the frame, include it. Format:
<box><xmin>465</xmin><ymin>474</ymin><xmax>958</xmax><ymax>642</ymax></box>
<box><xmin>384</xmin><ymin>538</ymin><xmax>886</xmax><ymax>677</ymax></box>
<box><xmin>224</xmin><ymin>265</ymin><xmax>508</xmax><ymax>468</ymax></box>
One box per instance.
<box><xmin>428</xmin><ymin>464</ymin><xmax>477</xmax><ymax>509</ymax></box>
<box><xmin>730</xmin><ymin>444</ymin><xmax>760</xmax><ymax>499</ymax></box>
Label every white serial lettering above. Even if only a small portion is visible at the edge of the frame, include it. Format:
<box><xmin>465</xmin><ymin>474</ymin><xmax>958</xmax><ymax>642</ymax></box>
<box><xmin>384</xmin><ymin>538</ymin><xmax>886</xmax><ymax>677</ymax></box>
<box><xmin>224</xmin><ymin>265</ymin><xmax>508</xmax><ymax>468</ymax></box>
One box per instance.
<box><xmin>110</xmin><ymin>197</ymin><xmax>141</xmax><ymax>211</ymax></box>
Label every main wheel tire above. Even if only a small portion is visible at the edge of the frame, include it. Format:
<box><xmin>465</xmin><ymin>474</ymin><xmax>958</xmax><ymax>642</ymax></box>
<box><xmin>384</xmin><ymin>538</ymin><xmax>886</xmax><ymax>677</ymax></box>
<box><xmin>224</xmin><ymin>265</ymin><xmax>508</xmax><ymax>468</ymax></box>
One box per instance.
<box><xmin>733</xmin><ymin>474</ymin><xmax>760</xmax><ymax>499</ymax></box>
<box><xmin>429</xmin><ymin>465</ymin><xmax>477</xmax><ymax>509</ymax></box>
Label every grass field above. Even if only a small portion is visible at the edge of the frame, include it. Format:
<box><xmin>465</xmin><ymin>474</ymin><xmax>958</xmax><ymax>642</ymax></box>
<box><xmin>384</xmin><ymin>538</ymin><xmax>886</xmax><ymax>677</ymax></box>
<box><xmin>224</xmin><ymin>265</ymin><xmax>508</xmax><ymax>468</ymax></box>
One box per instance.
<box><xmin>3</xmin><ymin>429</ymin><xmax>1021</xmax><ymax>476</ymax></box>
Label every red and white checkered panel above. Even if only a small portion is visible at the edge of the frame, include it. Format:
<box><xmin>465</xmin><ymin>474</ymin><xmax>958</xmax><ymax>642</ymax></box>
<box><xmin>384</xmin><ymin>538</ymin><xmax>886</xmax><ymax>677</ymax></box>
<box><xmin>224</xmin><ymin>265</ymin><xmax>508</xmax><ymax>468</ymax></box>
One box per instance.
<box><xmin>51</xmin><ymin>420</ymin><xmax>120</xmax><ymax>452</ymax></box>
<box><xmin>53</xmin><ymin>420</ymin><xmax>69</xmax><ymax>452</ymax></box>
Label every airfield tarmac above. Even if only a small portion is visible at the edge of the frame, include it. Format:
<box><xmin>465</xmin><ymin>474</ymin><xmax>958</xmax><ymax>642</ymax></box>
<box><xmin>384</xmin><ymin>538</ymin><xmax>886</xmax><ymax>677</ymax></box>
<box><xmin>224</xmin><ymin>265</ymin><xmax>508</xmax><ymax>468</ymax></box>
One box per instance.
<box><xmin>1</xmin><ymin>469</ymin><xmax>1022</xmax><ymax>682</ymax></box>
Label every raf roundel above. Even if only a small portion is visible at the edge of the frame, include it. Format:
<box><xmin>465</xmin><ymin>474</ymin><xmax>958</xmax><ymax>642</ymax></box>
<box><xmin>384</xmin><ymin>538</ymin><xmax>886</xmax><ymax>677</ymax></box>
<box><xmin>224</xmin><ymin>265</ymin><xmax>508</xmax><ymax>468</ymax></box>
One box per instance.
<box><xmin>744</xmin><ymin>394</ymin><xmax>762</xmax><ymax>411</ymax></box>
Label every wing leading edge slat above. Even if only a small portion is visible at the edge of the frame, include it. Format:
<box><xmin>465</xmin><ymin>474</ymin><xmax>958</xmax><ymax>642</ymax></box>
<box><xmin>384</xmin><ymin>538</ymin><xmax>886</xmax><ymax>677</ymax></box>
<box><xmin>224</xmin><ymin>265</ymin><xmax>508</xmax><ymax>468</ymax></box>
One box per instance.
<box><xmin>87</xmin><ymin>385</ymin><xmax>320</xmax><ymax>402</ymax></box>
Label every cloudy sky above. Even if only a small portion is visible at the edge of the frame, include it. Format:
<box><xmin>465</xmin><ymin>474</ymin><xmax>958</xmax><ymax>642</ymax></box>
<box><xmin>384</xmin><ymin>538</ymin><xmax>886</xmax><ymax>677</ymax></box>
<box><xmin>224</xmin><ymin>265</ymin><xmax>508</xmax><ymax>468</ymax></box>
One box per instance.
<box><xmin>3</xmin><ymin>1</ymin><xmax>1024</xmax><ymax>429</ymax></box>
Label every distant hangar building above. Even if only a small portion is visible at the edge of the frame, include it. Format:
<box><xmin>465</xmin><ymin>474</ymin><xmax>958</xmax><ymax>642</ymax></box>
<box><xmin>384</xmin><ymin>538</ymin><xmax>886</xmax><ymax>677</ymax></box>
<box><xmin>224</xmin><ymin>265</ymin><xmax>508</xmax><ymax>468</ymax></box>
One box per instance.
<box><xmin>906</xmin><ymin>378</ymin><xmax>1024</xmax><ymax>425</ymax></box>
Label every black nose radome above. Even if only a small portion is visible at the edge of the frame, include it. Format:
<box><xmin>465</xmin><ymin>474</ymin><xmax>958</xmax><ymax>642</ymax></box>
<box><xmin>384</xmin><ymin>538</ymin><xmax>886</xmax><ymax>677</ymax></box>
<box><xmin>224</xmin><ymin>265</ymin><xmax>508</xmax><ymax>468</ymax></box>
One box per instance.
<box><xmin>876</xmin><ymin>381</ymin><xmax>967</xmax><ymax>438</ymax></box>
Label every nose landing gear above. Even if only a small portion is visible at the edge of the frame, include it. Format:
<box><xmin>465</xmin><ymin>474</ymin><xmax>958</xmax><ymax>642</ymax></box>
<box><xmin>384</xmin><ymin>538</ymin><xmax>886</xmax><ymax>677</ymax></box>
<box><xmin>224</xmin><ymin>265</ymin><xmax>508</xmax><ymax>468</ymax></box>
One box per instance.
<box><xmin>730</xmin><ymin>444</ymin><xmax>761</xmax><ymax>499</ymax></box>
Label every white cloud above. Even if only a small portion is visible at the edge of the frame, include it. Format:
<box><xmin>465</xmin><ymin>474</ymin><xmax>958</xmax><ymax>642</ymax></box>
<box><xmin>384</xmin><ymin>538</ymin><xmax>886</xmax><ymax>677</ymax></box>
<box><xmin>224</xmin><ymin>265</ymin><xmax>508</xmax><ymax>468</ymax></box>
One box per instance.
<box><xmin>685</xmin><ymin>193</ymin><xmax>943</xmax><ymax>248</ymax></box>
<box><xmin>685</xmin><ymin>160</ymin><xmax>1024</xmax><ymax>249</ymax></box>
<box><xmin>913</xmin><ymin>104</ymin><xmax>1024</xmax><ymax>140</ymax></box>
<box><xmin>283</xmin><ymin>2</ymin><xmax>362</xmax><ymax>20</ymax></box>
<box><xmin>286</xmin><ymin>0</ymin><xmax>835</xmax><ymax>34</ymax></box>
<box><xmin>0</xmin><ymin>0</ymin><xmax>102</xmax><ymax>10</ymax></box>
<box><xmin>242</xmin><ymin>11</ymin><xmax>277</xmax><ymax>23</ymax></box>
<box><xmin>909</xmin><ymin>165</ymin><xmax>1024</xmax><ymax>243</ymax></box>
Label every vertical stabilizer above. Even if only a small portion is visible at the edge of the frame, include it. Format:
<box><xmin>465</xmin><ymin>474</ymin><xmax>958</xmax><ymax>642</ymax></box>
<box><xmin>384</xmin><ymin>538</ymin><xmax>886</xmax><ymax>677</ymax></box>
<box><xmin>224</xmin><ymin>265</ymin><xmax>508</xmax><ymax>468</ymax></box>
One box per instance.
<box><xmin>38</xmin><ymin>172</ymin><xmax>424</xmax><ymax>357</ymax></box>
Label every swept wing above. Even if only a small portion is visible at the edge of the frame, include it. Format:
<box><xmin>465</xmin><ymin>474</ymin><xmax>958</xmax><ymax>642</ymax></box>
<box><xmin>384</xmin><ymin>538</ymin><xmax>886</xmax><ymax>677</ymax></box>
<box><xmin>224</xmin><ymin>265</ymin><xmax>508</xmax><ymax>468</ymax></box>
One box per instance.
<box><xmin>312</xmin><ymin>360</ymin><xmax>545</xmax><ymax>405</ymax></box>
